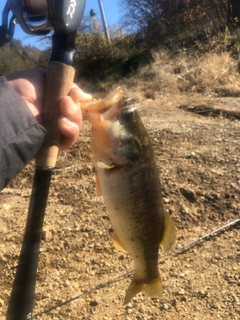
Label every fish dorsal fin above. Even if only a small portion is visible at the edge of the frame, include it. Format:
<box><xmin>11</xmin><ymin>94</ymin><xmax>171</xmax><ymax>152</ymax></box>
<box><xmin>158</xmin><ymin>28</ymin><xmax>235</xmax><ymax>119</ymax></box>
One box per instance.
<box><xmin>160</xmin><ymin>211</ymin><xmax>177</xmax><ymax>252</ymax></box>
<box><xmin>97</xmin><ymin>162</ymin><xmax>115</xmax><ymax>169</ymax></box>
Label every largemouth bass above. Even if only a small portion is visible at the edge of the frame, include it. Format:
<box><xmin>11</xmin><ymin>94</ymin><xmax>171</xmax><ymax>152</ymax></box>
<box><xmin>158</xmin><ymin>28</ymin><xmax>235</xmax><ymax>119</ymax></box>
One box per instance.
<box><xmin>85</xmin><ymin>88</ymin><xmax>176</xmax><ymax>304</ymax></box>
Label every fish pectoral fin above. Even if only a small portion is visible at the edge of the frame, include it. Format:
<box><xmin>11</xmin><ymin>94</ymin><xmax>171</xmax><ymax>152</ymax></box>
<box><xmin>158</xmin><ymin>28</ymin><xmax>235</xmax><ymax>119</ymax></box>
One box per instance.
<box><xmin>124</xmin><ymin>276</ymin><xmax>163</xmax><ymax>304</ymax></box>
<box><xmin>97</xmin><ymin>162</ymin><xmax>115</xmax><ymax>169</ymax></box>
<box><xmin>160</xmin><ymin>211</ymin><xmax>177</xmax><ymax>252</ymax></box>
<box><xmin>113</xmin><ymin>230</ymin><xmax>128</xmax><ymax>253</ymax></box>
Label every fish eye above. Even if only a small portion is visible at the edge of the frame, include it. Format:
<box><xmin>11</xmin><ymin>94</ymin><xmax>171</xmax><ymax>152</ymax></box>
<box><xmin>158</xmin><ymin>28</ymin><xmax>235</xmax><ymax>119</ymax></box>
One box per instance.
<box><xmin>123</xmin><ymin>106</ymin><xmax>136</xmax><ymax>117</ymax></box>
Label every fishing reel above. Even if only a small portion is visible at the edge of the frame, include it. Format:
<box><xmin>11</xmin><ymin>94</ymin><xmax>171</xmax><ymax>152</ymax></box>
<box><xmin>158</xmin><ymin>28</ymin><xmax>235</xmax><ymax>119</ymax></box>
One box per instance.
<box><xmin>0</xmin><ymin>0</ymin><xmax>86</xmax><ymax>46</ymax></box>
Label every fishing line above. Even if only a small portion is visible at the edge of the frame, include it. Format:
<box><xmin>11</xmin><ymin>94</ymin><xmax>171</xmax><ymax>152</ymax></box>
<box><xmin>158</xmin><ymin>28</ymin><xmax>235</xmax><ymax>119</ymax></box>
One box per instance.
<box><xmin>32</xmin><ymin>218</ymin><xmax>240</xmax><ymax>318</ymax></box>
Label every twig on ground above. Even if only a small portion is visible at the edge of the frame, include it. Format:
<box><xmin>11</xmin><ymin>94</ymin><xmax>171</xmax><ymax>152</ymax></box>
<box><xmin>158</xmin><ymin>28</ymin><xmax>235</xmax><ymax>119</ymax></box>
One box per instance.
<box><xmin>33</xmin><ymin>218</ymin><xmax>240</xmax><ymax>317</ymax></box>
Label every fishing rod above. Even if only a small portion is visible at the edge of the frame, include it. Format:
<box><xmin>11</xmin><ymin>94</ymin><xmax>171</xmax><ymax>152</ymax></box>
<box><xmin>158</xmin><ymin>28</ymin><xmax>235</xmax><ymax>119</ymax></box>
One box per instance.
<box><xmin>0</xmin><ymin>1</ymin><xmax>86</xmax><ymax>319</ymax></box>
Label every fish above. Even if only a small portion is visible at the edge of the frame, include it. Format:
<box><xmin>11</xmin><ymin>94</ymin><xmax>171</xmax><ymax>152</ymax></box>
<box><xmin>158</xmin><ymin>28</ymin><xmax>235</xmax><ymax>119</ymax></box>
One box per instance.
<box><xmin>84</xmin><ymin>88</ymin><xmax>176</xmax><ymax>304</ymax></box>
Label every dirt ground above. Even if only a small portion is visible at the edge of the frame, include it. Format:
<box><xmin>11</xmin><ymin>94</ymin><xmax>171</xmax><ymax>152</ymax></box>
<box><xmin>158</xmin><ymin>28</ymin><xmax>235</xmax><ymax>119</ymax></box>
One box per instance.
<box><xmin>0</xmin><ymin>90</ymin><xmax>239</xmax><ymax>319</ymax></box>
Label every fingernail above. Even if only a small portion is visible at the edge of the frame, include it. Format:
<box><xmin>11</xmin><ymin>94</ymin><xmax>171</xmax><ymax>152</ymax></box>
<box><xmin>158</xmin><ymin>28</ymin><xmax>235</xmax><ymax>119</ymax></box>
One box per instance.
<box><xmin>63</xmin><ymin>118</ymin><xmax>74</xmax><ymax>128</ymax></box>
<box><xmin>82</xmin><ymin>92</ymin><xmax>92</xmax><ymax>100</ymax></box>
<box><xmin>80</xmin><ymin>92</ymin><xmax>93</xmax><ymax>102</ymax></box>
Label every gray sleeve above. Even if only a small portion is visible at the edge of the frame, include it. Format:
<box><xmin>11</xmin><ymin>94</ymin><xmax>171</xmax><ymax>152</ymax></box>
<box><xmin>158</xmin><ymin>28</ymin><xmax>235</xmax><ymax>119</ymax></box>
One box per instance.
<box><xmin>0</xmin><ymin>76</ymin><xmax>47</xmax><ymax>190</ymax></box>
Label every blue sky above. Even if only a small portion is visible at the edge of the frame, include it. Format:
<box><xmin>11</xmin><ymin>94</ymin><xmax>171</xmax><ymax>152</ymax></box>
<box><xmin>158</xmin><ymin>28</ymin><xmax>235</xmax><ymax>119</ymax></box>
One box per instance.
<box><xmin>0</xmin><ymin>0</ymin><xmax>122</xmax><ymax>49</ymax></box>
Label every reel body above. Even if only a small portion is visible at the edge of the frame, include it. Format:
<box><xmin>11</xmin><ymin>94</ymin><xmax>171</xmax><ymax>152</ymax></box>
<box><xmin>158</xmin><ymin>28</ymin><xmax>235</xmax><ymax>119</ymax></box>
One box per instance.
<box><xmin>0</xmin><ymin>0</ymin><xmax>86</xmax><ymax>46</ymax></box>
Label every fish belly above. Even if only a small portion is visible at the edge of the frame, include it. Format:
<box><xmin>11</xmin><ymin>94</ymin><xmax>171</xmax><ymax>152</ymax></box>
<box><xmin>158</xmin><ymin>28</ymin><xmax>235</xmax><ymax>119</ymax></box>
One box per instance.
<box><xmin>96</xmin><ymin>157</ymin><xmax>164</xmax><ymax>281</ymax></box>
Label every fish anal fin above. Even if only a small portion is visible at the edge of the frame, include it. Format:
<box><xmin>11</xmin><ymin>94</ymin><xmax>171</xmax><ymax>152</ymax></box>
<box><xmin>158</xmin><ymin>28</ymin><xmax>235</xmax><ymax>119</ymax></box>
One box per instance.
<box><xmin>94</xmin><ymin>171</ymin><xmax>102</xmax><ymax>196</ymax></box>
<box><xmin>113</xmin><ymin>230</ymin><xmax>128</xmax><ymax>253</ymax></box>
<box><xmin>124</xmin><ymin>276</ymin><xmax>163</xmax><ymax>305</ymax></box>
<box><xmin>160</xmin><ymin>211</ymin><xmax>177</xmax><ymax>252</ymax></box>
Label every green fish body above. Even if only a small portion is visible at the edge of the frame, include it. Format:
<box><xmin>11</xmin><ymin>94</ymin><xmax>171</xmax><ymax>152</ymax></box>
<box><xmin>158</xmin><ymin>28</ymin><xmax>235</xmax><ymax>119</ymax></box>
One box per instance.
<box><xmin>86</xmin><ymin>88</ymin><xmax>176</xmax><ymax>304</ymax></box>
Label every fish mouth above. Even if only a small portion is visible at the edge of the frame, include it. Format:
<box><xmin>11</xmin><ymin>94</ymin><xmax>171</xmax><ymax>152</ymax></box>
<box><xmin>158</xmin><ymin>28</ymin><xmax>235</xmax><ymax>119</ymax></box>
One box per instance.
<box><xmin>84</xmin><ymin>87</ymin><xmax>136</xmax><ymax>123</ymax></box>
<box><xmin>102</xmin><ymin>101</ymin><xmax>119</xmax><ymax>121</ymax></box>
<box><xmin>102</xmin><ymin>92</ymin><xmax>136</xmax><ymax>121</ymax></box>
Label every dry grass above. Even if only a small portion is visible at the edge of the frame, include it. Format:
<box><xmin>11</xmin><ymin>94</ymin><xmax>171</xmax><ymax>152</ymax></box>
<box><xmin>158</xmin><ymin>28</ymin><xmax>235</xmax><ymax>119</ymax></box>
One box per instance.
<box><xmin>121</xmin><ymin>48</ymin><xmax>240</xmax><ymax>100</ymax></box>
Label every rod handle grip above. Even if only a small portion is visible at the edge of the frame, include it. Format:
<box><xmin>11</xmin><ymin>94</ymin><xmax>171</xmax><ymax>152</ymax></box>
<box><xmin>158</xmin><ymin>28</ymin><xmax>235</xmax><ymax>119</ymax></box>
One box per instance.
<box><xmin>36</xmin><ymin>61</ymin><xmax>75</xmax><ymax>167</ymax></box>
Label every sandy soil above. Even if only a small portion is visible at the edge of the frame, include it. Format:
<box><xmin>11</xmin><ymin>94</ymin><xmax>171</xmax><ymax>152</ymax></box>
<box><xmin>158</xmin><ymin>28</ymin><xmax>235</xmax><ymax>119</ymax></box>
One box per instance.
<box><xmin>0</xmin><ymin>91</ymin><xmax>239</xmax><ymax>319</ymax></box>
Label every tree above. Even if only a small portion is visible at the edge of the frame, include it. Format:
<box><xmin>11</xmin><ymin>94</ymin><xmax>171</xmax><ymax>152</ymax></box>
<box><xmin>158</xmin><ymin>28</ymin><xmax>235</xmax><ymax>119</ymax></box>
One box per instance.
<box><xmin>0</xmin><ymin>39</ymin><xmax>37</xmax><ymax>75</ymax></box>
<box><xmin>120</xmin><ymin>0</ymin><xmax>229</xmax><ymax>46</ymax></box>
<box><xmin>228</xmin><ymin>0</ymin><xmax>240</xmax><ymax>27</ymax></box>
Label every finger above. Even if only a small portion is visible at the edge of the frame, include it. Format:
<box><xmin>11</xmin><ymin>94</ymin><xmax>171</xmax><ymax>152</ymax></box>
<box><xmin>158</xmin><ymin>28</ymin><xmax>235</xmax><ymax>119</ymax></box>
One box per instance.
<box><xmin>58</xmin><ymin>116</ymin><xmax>80</xmax><ymax>152</ymax></box>
<box><xmin>59</xmin><ymin>96</ymin><xmax>82</xmax><ymax>125</ymax></box>
<box><xmin>70</xmin><ymin>85</ymin><xmax>92</xmax><ymax>103</ymax></box>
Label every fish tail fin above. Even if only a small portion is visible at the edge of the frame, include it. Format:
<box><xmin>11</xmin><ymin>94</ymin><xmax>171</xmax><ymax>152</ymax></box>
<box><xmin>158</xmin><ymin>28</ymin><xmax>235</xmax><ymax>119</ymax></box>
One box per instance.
<box><xmin>124</xmin><ymin>276</ymin><xmax>163</xmax><ymax>304</ymax></box>
<box><xmin>160</xmin><ymin>210</ymin><xmax>177</xmax><ymax>252</ymax></box>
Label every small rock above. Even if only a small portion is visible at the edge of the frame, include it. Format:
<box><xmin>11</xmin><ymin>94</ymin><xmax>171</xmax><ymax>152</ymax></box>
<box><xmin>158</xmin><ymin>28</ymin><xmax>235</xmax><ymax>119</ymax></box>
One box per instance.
<box><xmin>65</xmin><ymin>280</ymin><xmax>70</xmax><ymax>286</ymax></box>
<box><xmin>163</xmin><ymin>197</ymin><xmax>170</xmax><ymax>203</ymax></box>
<box><xmin>0</xmin><ymin>298</ymin><xmax>4</xmax><ymax>307</ymax></box>
<box><xmin>180</xmin><ymin>295</ymin><xmax>187</xmax><ymax>302</ymax></box>
<box><xmin>89</xmin><ymin>299</ymin><xmax>98</xmax><ymax>307</ymax></box>
<box><xmin>163</xmin><ymin>303</ymin><xmax>169</xmax><ymax>310</ymax></box>
<box><xmin>138</xmin><ymin>305</ymin><xmax>145</xmax><ymax>313</ymax></box>
<box><xmin>178</xmin><ymin>288</ymin><xmax>185</xmax><ymax>294</ymax></box>
<box><xmin>171</xmin><ymin>299</ymin><xmax>177</xmax><ymax>307</ymax></box>
<box><xmin>198</xmin><ymin>289</ymin><xmax>208</xmax><ymax>297</ymax></box>
<box><xmin>179</xmin><ymin>187</ymin><xmax>196</xmax><ymax>203</ymax></box>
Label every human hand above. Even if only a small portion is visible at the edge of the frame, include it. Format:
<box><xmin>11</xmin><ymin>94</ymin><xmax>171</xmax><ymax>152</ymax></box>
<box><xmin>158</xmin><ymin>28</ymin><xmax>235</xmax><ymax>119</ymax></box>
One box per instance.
<box><xmin>7</xmin><ymin>69</ymin><xmax>92</xmax><ymax>152</ymax></box>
